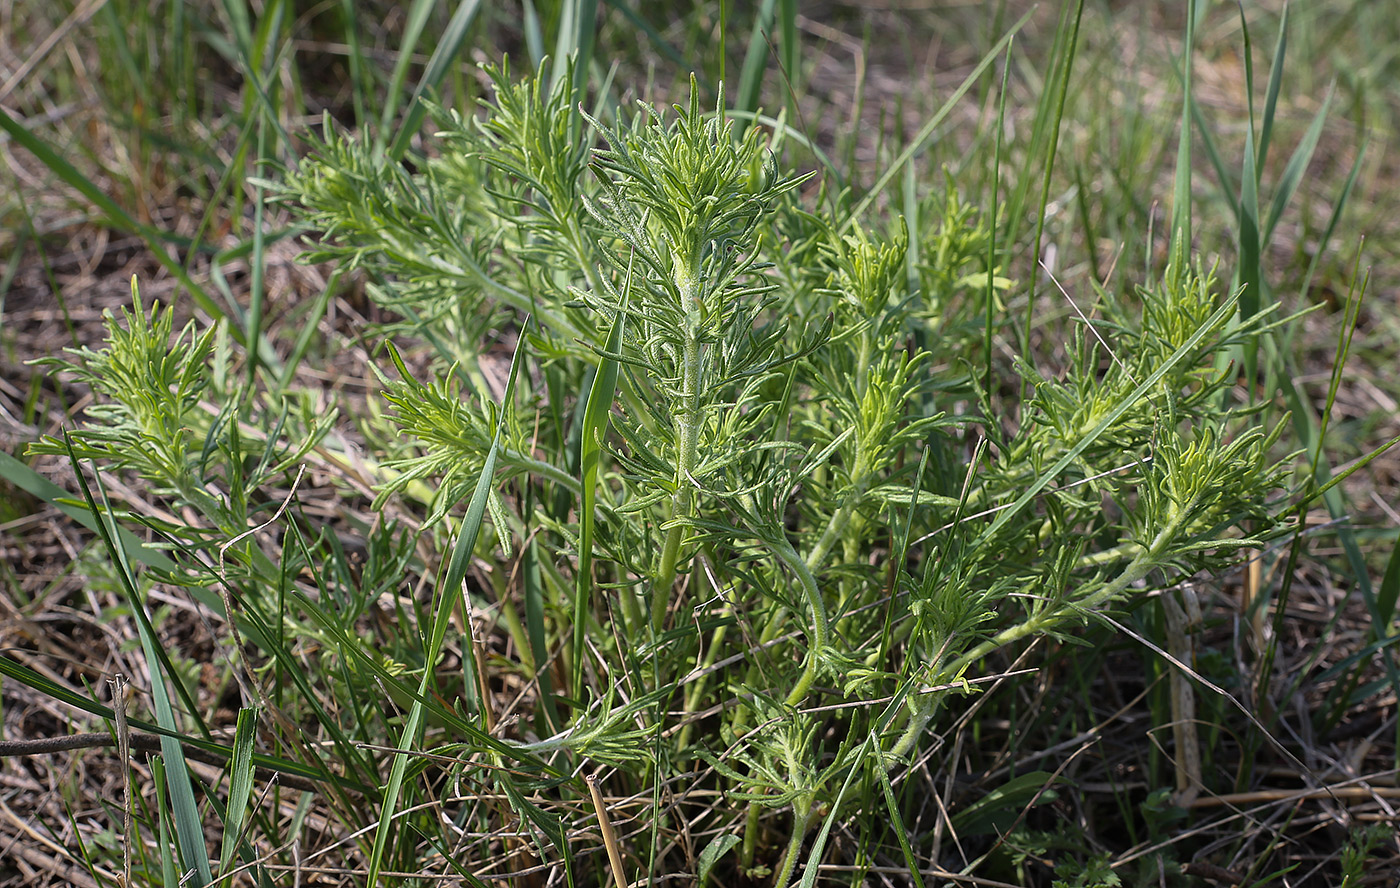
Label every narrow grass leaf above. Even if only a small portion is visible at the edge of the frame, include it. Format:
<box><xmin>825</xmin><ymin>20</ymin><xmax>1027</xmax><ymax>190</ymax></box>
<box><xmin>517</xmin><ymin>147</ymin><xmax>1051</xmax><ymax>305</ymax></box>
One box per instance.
<box><xmin>386</xmin><ymin>0</ymin><xmax>485</xmax><ymax>163</ymax></box>
<box><xmin>424</xmin><ymin>835</ymin><xmax>498</xmax><ymax>888</ymax></box>
<box><xmin>951</xmin><ymin>771</ymin><xmax>1059</xmax><ymax>835</ymax></box>
<box><xmin>779</xmin><ymin>0</ymin><xmax>797</xmax><ymax>118</ymax></box>
<box><xmin>551</xmin><ymin>0</ymin><xmax>599</xmax><ymax>104</ymax></box>
<box><xmin>523</xmin><ymin>0</ymin><xmax>545</xmax><ymax>68</ymax></box>
<box><xmin>65</xmin><ymin>444</ymin><xmax>213</xmax><ymax>885</ymax></box>
<box><xmin>217</xmin><ymin>707</ymin><xmax>258</xmax><ymax>877</ymax></box>
<box><xmin>367</xmin><ymin>319</ymin><xmax>530</xmax><ymax>887</ymax></box>
<box><xmin>0</xmin><ymin>452</ymin><xmax>175</xmax><ymax>570</ymax></box>
<box><xmin>151</xmin><ymin>756</ymin><xmax>181</xmax><ymax>888</ymax></box>
<box><xmin>1377</xmin><ymin>539</ymin><xmax>1400</xmax><ymax>630</ymax></box>
<box><xmin>842</xmin><ymin>9</ymin><xmax>1031</xmax><ymax>234</ymax></box>
<box><xmin>735</xmin><ymin>0</ymin><xmax>778</xmax><ymax>120</ymax></box>
<box><xmin>0</xmin><ymin>108</ymin><xmax>223</xmax><ymax>330</ymax></box>
<box><xmin>284</xmin><ymin>584</ymin><xmax>558</xmax><ymax>771</ymax></box>
<box><xmin>375</xmin><ymin>0</ymin><xmax>436</xmax><ymax>156</ymax></box>
<box><xmin>1261</xmin><ymin>83</ymin><xmax>1334</xmax><ymax>243</ymax></box>
<box><xmin>1023</xmin><ymin>0</ymin><xmax>1085</xmax><ymax>343</ymax></box>
<box><xmin>523</xmin><ymin>533</ymin><xmax>562</xmax><ymax>733</ymax></box>
<box><xmin>1237</xmin><ymin>122</ymin><xmax>1262</xmax><ymax>378</ymax></box>
<box><xmin>276</xmin><ymin>268</ymin><xmax>339</xmax><ymax>391</ymax></box>
<box><xmin>796</xmin><ymin>737</ymin><xmax>872</xmax><ymax>888</ymax></box>
<box><xmin>727</xmin><ymin>110</ymin><xmax>841</xmax><ymax>188</ymax></box>
<box><xmin>0</xmin><ymin>653</ymin><xmax>347</xmax><ymax>794</ymax></box>
<box><xmin>599</xmin><ymin>0</ymin><xmax>707</xmax><ymax>92</ymax></box>
<box><xmin>1298</xmin><ymin>135</ymin><xmax>1366</xmax><ymax>304</ymax></box>
<box><xmin>985</xmin><ymin>41</ymin><xmax>1011</xmax><ymax>390</ymax></box>
<box><xmin>245</xmin><ymin>118</ymin><xmax>271</xmax><ymax>392</ymax></box>
<box><xmin>878</xmin><ymin>447</ymin><xmax>930</xmax><ymax>669</ymax></box>
<box><xmin>1001</xmin><ymin>0</ymin><xmax>1072</xmax><ymax>254</ymax></box>
<box><xmin>1186</xmin><ymin>95</ymin><xmax>1235</xmax><ymax>228</ymax></box>
<box><xmin>1256</xmin><ymin>1</ymin><xmax>1290</xmax><ymax>175</ymax></box>
<box><xmin>875</xmin><ymin>761</ymin><xmax>927</xmax><ymax>888</ymax></box>
<box><xmin>336</xmin><ymin>0</ymin><xmax>369</xmax><ymax>126</ymax></box>
<box><xmin>61</xmin><ymin>440</ymin><xmax>212</xmax><ymax>745</ymax></box>
<box><xmin>1170</xmin><ymin>0</ymin><xmax>1197</xmax><ymax>256</ymax></box>
<box><xmin>575</xmin><ymin>278</ymin><xmax>630</xmax><ymax>696</ymax></box>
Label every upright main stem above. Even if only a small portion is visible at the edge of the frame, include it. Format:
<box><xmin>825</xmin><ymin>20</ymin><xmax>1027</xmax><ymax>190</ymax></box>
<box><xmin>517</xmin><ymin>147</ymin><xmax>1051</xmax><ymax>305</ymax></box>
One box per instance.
<box><xmin>652</xmin><ymin>264</ymin><xmax>705</xmax><ymax>633</ymax></box>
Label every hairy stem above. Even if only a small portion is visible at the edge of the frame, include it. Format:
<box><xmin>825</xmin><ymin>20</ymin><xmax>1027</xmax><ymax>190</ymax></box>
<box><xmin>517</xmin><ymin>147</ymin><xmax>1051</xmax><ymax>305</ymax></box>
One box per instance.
<box><xmin>652</xmin><ymin>266</ymin><xmax>705</xmax><ymax>633</ymax></box>
<box><xmin>773</xmin><ymin>804</ymin><xmax>814</xmax><ymax>888</ymax></box>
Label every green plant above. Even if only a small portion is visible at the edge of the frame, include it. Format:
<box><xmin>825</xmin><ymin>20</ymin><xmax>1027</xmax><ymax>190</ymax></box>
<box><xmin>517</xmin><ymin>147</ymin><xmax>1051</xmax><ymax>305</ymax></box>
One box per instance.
<box><xmin>236</xmin><ymin>58</ymin><xmax>1300</xmax><ymax>883</ymax></box>
<box><xmin>15</xmin><ymin>5</ymin><xmax>1385</xmax><ymax>887</ymax></box>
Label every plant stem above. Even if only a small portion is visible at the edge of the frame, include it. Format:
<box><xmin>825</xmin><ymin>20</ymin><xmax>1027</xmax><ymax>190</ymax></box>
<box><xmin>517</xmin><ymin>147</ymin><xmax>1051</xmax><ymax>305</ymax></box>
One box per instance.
<box><xmin>773</xmin><ymin>804</ymin><xmax>814</xmax><ymax>888</ymax></box>
<box><xmin>740</xmin><ymin>798</ymin><xmax>762</xmax><ymax>870</ymax></box>
<box><xmin>805</xmin><ymin>489</ymin><xmax>861</xmax><ymax>574</ymax></box>
<box><xmin>768</xmin><ymin>528</ymin><xmax>829</xmax><ymax>710</ymax></box>
<box><xmin>652</xmin><ymin>266</ymin><xmax>705</xmax><ymax>633</ymax></box>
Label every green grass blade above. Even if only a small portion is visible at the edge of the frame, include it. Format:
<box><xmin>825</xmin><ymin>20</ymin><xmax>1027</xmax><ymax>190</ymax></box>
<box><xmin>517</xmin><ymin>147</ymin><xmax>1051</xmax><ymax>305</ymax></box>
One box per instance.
<box><xmin>1239</xmin><ymin>0</ymin><xmax>1258</xmax><ymax>147</ymax></box>
<box><xmin>1378</xmin><ymin>532</ymin><xmax>1400</xmax><ymax>629</ymax></box>
<box><xmin>599</xmin><ymin>0</ymin><xmax>708</xmax><ymax>93</ymax></box>
<box><xmin>951</xmin><ymin>770</ymin><xmax>1059</xmax><ymax>835</ymax></box>
<box><xmin>0</xmin><ymin>451</ymin><xmax>175</xmax><ymax>570</ymax></box>
<box><xmin>336</xmin><ymin>0</ymin><xmax>369</xmax><ymax>126</ymax></box>
<box><xmin>0</xmin><ymin>653</ymin><xmax>350</xmax><ymax>791</ymax></box>
<box><xmin>779</xmin><ymin>0</ymin><xmax>797</xmax><ymax>116</ymax></box>
<box><xmin>875</xmin><ymin>761</ymin><xmax>927</xmax><ymax>888</ymax></box>
<box><xmin>574</xmin><ymin>275</ymin><xmax>630</xmax><ymax>697</ymax></box>
<box><xmin>984</xmin><ymin>41</ymin><xmax>1011</xmax><ymax>392</ymax></box>
<box><xmin>1001</xmin><ymin>0</ymin><xmax>1073</xmax><ymax>254</ymax></box>
<box><xmin>275</xmin><ymin>267</ymin><xmax>339</xmax><ymax>391</ymax></box>
<box><xmin>794</xmin><ymin>738</ymin><xmax>872</xmax><ymax>888</ymax></box>
<box><xmin>523</xmin><ymin>532</ymin><xmax>562</xmax><ymax>733</ymax></box>
<box><xmin>63</xmin><ymin>444</ymin><xmax>213</xmax><ymax>885</ymax></box>
<box><xmin>217</xmin><ymin>707</ymin><xmax>258</xmax><ymax>877</ymax></box>
<box><xmin>551</xmin><ymin>0</ymin><xmax>599</xmax><ymax>103</ymax></box>
<box><xmin>726</xmin><ymin>110</ymin><xmax>842</xmax><ymax>189</ymax></box>
<box><xmin>287</xmin><ymin>582</ymin><xmax>558</xmax><ymax>767</ymax></box>
<box><xmin>1023</xmin><ymin>0</ymin><xmax>1085</xmax><ymax>345</ymax></box>
<box><xmin>62</xmin><ymin>442</ymin><xmax>211</xmax><ymax>879</ymax></box>
<box><xmin>61</xmin><ymin>438</ymin><xmax>212</xmax><ymax>745</ymax></box>
<box><xmin>878</xmin><ymin>447</ymin><xmax>930</xmax><ymax>670</ymax></box>
<box><xmin>1299</xmin><ymin>134</ymin><xmax>1366</xmax><ymax>304</ymax></box>
<box><xmin>245</xmin><ymin>118</ymin><xmax>271</xmax><ymax>393</ymax></box>
<box><xmin>1262</xmin><ymin>83</ymin><xmax>1334</xmax><ymax>243</ymax></box>
<box><xmin>374</xmin><ymin>0</ymin><xmax>436</xmax><ymax>156</ymax></box>
<box><xmin>1256</xmin><ymin>1</ymin><xmax>1290</xmax><ymax>172</ymax></box>
<box><xmin>1266</xmin><ymin>266</ymin><xmax>1400</xmax><ymax>765</ymax></box>
<box><xmin>386</xmin><ymin>0</ymin><xmax>486</xmax><ymax>163</ymax></box>
<box><xmin>1235</xmin><ymin>2</ymin><xmax>1260</xmax><ymax>353</ymax></box>
<box><xmin>842</xmin><ymin>9</ymin><xmax>1031</xmax><ymax>235</ymax></box>
<box><xmin>1170</xmin><ymin>0</ymin><xmax>1197</xmax><ymax>256</ymax></box>
<box><xmin>0</xmin><ymin>108</ymin><xmax>223</xmax><ymax>331</ymax></box>
<box><xmin>735</xmin><ymin>0</ymin><xmax>778</xmax><ymax>120</ymax></box>
<box><xmin>216</xmin><ymin>0</ymin><xmax>254</xmax><ymax>62</ymax></box>
<box><xmin>1237</xmin><ymin>123</ymin><xmax>1262</xmax><ymax>378</ymax></box>
<box><xmin>151</xmin><ymin>757</ymin><xmax>181</xmax><ymax>888</ymax></box>
<box><xmin>367</xmin><ymin>319</ymin><xmax>531</xmax><ymax>887</ymax></box>
<box><xmin>523</xmin><ymin>0</ymin><xmax>546</xmax><ymax>68</ymax></box>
